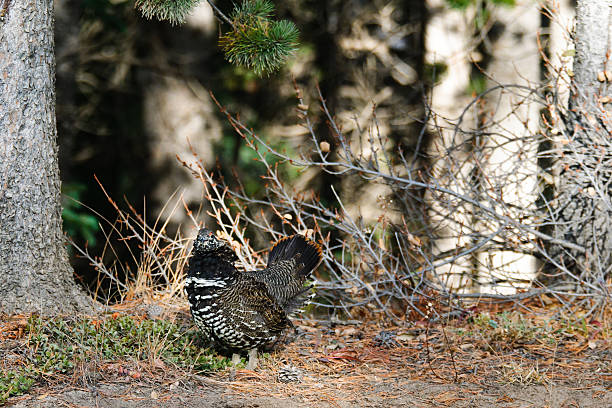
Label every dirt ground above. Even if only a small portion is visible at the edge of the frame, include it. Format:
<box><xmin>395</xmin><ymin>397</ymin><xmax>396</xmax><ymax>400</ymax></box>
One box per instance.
<box><xmin>7</xmin><ymin>379</ymin><xmax>610</xmax><ymax>408</ymax></box>
<box><xmin>4</xmin><ymin>311</ymin><xmax>610</xmax><ymax>408</ymax></box>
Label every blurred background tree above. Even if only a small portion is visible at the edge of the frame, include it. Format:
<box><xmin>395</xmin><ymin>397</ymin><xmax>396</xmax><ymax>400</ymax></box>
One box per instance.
<box><xmin>54</xmin><ymin>0</ymin><xmax>607</xmax><ymax>304</ymax></box>
<box><xmin>55</xmin><ymin>0</ymin><xmax>431</xmax><ymax>291</ymax></box>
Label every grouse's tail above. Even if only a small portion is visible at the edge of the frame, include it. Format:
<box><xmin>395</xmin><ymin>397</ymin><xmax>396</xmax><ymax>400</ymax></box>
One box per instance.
<box><xmin>267</xmin><ymin>234</ymin><xmax>323</xmax><ymax>280</ymax></box>
<box><xmin>281</xmin><ymin>284</ymin><xmax>316</xmax><ymax>316</ymax></box>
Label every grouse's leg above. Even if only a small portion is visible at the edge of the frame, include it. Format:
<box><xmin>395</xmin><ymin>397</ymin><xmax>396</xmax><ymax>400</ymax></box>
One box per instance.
<box><xmin>231</xmin><ymin>353</ymin><xmax>241</xmax><ymax>366</ymax></box>
<box><xmin>246</xmin><ymin>348</ymin><xmax>258</xmax><ymax>370</ymax></box>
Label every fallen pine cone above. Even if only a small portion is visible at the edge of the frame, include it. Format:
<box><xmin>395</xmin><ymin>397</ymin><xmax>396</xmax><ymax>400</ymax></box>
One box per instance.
<box><xmin>277</xmin><ymin>365</ymin><xmax>303</xmax><ymax>383</ymax></box>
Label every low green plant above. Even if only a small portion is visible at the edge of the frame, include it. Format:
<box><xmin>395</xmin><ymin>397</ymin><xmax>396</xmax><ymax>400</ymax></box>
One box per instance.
<box><xmin>26</xmin><ymin>315</ymin><xmax>230</xmax><ymax>374</ymax></box>
<box><xmin>469</xmin><ymin>311</ymin><xmax>541</xmax><ymax>348</ymax></box>
<box><xmin>0</xmin><ymin>371</ymin><xmax>35</xmax><ymax>405</ymax></box>
<box><xmin>0</xmin><ymin>315</ymin><xmax>230</xmax><ymax>403</ymax></box>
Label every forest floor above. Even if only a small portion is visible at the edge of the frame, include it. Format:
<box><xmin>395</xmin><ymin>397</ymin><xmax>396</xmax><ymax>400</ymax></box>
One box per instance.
<box><xmin>1</xmin><ymin>300</ymin><xmax>610</xmax><ymax>408</ymax></box>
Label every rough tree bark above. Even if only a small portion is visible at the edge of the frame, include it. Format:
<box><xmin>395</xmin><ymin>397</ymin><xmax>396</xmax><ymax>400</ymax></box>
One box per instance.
<box><xmin>0</xmin><ymin>1</ymin><xmax>93</xmax><ymax>314</ymax></box>
<box><xmin>552</xmin><ymin>0</ymin><xmax>612</xmax><ymax>285</ymax></box>
<box><xmin>570</xmin><ymin>0</ymin><xmax>610</xmax><ymax>108</ymax></box>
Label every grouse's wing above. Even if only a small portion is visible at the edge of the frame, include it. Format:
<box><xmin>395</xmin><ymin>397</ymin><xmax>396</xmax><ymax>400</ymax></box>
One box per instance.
<box><xmin>245</xmin><ymin>235</ymin><xmax>322</xmax><ymax>313</ymax></box>
<box><xmin>218</xmin><ymin>277</ymin><xmax>289</xmax><ymax>340</ymax></box>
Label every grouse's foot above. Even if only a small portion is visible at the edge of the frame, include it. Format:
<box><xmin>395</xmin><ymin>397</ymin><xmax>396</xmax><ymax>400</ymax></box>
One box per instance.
<box><xmin>231</xmin><ymin>353</ymin><xmax>241</xmax><ymax>366</ymax></box>
<box><xmin>246</xmin><ymin>348</ymin><xmax>258</xmax><ymax>370</ymax></box>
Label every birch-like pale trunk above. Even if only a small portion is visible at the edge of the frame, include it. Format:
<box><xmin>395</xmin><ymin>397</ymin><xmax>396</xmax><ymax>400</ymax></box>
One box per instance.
<box><xmin>425</xmin><ymin>0</ymin><xmax>476</xmax><ymax>291</ymax></box>
<box><xmin>474</xmin><ymin>0</ymin><xmax>541</xmax><ymax>294</ymax></box>
<box><xmin>425</xmin><ymin>0</ymin><xmax>542</xmax><ymax>294</ymax></box>
<box><xmin>552</xmin><ymin>0</ymin><xmax>612</xmax><ymax>284</ymax></box>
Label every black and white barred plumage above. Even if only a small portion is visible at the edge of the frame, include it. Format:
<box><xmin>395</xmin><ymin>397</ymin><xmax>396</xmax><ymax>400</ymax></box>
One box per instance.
<box><xmin>184</xmin><ymin>228</ymin><xmax>322</xmax><ymax>356</ymax></box>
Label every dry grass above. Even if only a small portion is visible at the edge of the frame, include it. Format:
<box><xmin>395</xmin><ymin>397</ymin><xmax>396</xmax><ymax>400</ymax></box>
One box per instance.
<box><xmin>207</xmin><ymin>306</ymin><xmax>609</xmax><ymax>406</ymax></box>
<box><xmin>1</xmin><ymin>299</ymin><xmax>609</xmax><ymax>406</ymax></box>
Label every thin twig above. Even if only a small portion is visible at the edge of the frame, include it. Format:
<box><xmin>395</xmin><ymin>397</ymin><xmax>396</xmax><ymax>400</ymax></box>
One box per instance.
<box><xmin>205</xmin><ymin>0</ymin><xmax>235</xmax><ymax>29</ymax></box>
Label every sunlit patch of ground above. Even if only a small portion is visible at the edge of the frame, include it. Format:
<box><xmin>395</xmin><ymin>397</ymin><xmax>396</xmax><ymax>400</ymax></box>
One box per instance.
<box><xmin>1</xmin><ymin>301</ymin><xmax>609</xmax><ymax>407</ymax></box>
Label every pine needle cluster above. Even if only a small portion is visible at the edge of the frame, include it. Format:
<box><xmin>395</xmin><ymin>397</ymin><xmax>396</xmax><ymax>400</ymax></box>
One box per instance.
<box><xmin>219</xmin><ymin>0</ymin><xmax>299</xmax><ymax>76</ymax></box>
<box><xmin>135</xmin><ymin>0</ymin><xmax>200</xmax><ymax>26</ymax></box>
<box><xmin>135</xmin><ymin>0</ymin><xmax>299</xmax><ymax>75</ymax></box>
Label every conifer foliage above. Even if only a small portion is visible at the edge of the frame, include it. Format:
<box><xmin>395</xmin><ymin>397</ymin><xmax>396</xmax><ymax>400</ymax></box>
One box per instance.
<box><xmin>135</xmin><ymin>0</ymin><xmax>200</xmax><ymax>26</ymax></box>
<box><xmin>135</xmin><ymin>0</ymin><xmax>299</xmax><ymax>76</ymax></box>
<box><xmin>219</xmin><ymin>0</ymin><xmax>299</xmax><ymax>76</ymax></box>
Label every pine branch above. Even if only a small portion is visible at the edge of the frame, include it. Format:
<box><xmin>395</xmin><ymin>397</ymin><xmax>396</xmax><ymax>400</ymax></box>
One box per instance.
<box><xmin>219</xmin><ymin>0</ymin><xmax>299</xmax><ymax>76</ymax></box>
<box><xmin>135</xmin><ymin>0</ymin><xmax>299</xmax><ymax>75</ymax></box>
<box><xmin>135</xmin><ymin>0</ymin><xmax>200</xmax><ymax>25</ymax></box>
<box><xmin>204</xmin><ymin>0</ymin><xmax>235</xmax><ymax>29</ymax></box>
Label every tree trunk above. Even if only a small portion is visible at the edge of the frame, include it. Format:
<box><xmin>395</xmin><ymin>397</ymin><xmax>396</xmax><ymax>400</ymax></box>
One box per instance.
<box><xmin>425</xmin><ymin>0</ymin><xmax>477</xmax><ymax>292</ymax></box>
<box><xmin>552</xmin><ymin>0</ymin><xmax>612</xmax><ymax>286</ymax></box>
<box><xmin>0</xmin><ymin>1</ymin><xmax>93</xmax><ymax>314</ymax></box>
<box><xmin>475</xmin><ymin>0</ymin><xmax>541</xmax><ymax>294</ymax></box>
<box><xmin>570</xmin><ymin>0</ymin><xmax>610</xmax><ymax>109</ymax></box>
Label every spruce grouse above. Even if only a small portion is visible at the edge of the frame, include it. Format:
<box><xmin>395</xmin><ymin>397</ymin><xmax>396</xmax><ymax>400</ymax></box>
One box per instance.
<box><xmin>185</xmin><ymin>228</ymin><xmax>322</xmax><ymax>369</ymax></box>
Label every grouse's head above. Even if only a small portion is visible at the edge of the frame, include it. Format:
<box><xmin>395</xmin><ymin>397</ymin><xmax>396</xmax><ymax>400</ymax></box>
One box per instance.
<box><xmin>193</xmin><ymin>228</ymin><xmax>227</xmax><ymax>255</ymax></box>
